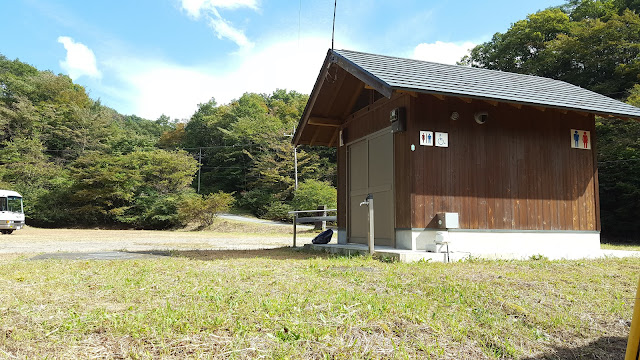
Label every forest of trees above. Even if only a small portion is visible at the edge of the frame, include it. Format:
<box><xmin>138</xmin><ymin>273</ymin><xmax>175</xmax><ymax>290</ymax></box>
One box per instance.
<box><xmin>0</xmin><ymin>56</ymin><xmax>335</xmax><ymax>229</ymax></box>
<box><xmin>462</xmin><ymin>0</ymin><xmax>640</xmax><ymax>240</ymax></box>
<box><xmin>1</xmin><ymin>0</ymin><xmax>639</xmax><ymax>240</ymax></box>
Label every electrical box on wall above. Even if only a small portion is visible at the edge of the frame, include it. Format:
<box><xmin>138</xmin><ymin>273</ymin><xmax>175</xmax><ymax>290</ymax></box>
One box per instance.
<box><xmin>436</xmin><ymin>212</ymin><xmax>460</xmax><ymax>229</ymax></box>
<box><xmin>390</xmin><ymin>107</ymin><xmax>406</xmax><ymax>133</ymax></box>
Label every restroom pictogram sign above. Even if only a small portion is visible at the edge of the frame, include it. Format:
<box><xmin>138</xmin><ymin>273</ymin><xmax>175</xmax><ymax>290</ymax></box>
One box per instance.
<box><xmin>570</xmin><ymin>129</ymin><xmax>591</xmax><ymax>150</ymax></box>
<box><xmin>420</xmin><ymin>131</ymin><xmax>433</xmax><ymax>146</ymax></box>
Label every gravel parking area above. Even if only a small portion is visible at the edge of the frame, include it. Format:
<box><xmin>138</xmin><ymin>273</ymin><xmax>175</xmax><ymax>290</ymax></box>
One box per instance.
<box><xmin>0</xmin><ymin>226</ymin><xmax>310</xmax><ymax>254</ymax></box>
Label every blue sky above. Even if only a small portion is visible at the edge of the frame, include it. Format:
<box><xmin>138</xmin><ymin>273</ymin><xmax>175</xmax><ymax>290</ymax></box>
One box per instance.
<box><xmin>1</xmin><ymin>0</ymin><xmax>562</xmax><ymax>120</ymax></box>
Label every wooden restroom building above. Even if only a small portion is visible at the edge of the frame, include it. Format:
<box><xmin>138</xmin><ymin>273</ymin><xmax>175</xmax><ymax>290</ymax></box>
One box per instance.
<box><xmin>293</xmin><ymin>49</ymin><xmax>640</xmax><ymax>258</ymax></box>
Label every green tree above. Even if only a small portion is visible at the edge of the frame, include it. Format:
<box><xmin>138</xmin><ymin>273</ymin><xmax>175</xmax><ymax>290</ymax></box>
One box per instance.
<box><xmin>0</xmin><ymin>137</ymin><xmax>71</xmax><ymax>226</ymax></box>
<box><xmin>178</xmin><ymin>191</ymin><xmax>235</xmax><ymax>229</ymax></box>
<box><xmin>68</xmin><ymin>150</ymin><xmax>198</xmax><ymax>228</ymax></box>
<box><xmin>461</xmin><ymin>9</ymin><xmax>572</xmax><ymax>76</ymax></box>
<box><xmin>158</xmin><ymin>122</ymin><xmax>186</xmax><ymax>149</ymax></box>
<box><xmin>627</xmin><ymin>84</ymin><xmax>640</xmax><ymax>106</ymax></box>
<box><xmin>0</xmin><ymin>54</ymin><xmax>200</xmax><ymax>229</ymax></box>
<box><xmin>291</xmin><ymin>179</ymin><xmax>337</xmax><ymax>211</ymax></box>
<box><xmin>463</xmin><ymin>2</ymin><xmax>640</xmax><ymax>99</ymax></box>
<box><xmin>596</xmin><ymin>86</ymin><xmax>640</xmax><ymax>239</ymax></box>
<box><xmin>545</xmin><ymin>10</ymin><xmax>640</xmax><ymax>96</ymax></box>
<box><xmin>179</xmin><ymin>90</ymin><xmax>336</xmax><ymax>218</ymax></box>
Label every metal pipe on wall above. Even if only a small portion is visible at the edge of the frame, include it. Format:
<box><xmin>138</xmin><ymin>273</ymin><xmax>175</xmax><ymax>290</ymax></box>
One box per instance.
<box><xmin>360</xmin><ymin>193</ymin><xmax>374</xmax><ymax>255</ymax></box>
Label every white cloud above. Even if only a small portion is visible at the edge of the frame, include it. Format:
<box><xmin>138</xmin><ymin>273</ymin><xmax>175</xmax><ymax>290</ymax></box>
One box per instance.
<box><xmin>57</xmin><ymin>36</ymin><xmax>101</xmax><ymax>80</ymax></box>
<box><xmin>181</xmin><ymin>0</ymin><xmax>258</xmax><ymax>18</ymax></box>
<box><xmin>412</xmin><ymin>41</ymin><xmax>476</xmax><ymax>65</ymax></box>
<box><xmin>208</xmin><ymin>16</ymin><xmax>253</xmax><ymax>49</ymax></box>
<box><xmin>105</xmin><ymin>36</ymin><xmax>336</xmax><ymax>120</ymax></box>
<box><xmin>180</xmin><ymin>0</ymin><xmax>257</xmax><ymax>49</ymax></box>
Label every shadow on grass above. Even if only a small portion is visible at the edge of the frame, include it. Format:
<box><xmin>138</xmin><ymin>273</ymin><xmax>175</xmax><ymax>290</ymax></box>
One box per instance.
<box><xmin>127</xmin><ymin>247</ymin><xmax>338</xmax><ymax>261</ymax></box>
<box><xmin>522</xmin><ymin>336</ymin><xmax>627</xmax><ymax>360</ymax></box>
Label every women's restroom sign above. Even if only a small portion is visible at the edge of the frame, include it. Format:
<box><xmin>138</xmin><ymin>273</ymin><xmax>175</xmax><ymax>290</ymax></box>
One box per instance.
<box><xmin>570</xmin><ymin>129</ymin><xmax>591</xmax><ymax>150</ymax></box>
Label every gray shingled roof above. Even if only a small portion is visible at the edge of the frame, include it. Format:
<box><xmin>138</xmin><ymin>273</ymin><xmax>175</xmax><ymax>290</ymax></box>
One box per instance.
<box><xmin>332</xmin><ymin>49</ymin><xmax>640</xmax><ymax>119</ymax></box>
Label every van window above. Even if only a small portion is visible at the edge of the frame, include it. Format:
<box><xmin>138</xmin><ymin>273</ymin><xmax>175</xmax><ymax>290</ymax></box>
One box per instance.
<box><xmin>7</xmin><ymin>196</ymin><xmax>22</xmax><ymax>213</ymax></box>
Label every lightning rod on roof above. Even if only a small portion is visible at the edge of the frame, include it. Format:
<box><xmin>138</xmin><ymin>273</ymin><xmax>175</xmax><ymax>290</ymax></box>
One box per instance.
<box><xmin>332</xmin><ymin>0</ymin><xmax>337</xmax><ymax>50</ymax></box>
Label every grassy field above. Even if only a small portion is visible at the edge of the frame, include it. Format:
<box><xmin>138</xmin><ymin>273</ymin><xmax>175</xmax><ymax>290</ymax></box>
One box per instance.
<box><xmin>1</xmin><ymin>246</ymin><xmax>639</xmax><ymax>359</ymax></box>
<box><xmin>601</xmin><ymin>242</ymin><xmax>640</xmax><ymax>251</ymax></box>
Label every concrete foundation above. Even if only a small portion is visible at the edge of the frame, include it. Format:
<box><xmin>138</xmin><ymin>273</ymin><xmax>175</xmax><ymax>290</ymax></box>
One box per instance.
<box><xmin>396</xmin><ymin>228</ymin><xmax>601</xmax><ymax>260</ymax></box>
<box><xmin>305</xmin><ymin>243</ymin><xmax>470</xmax><ymax>262</ymax></box>
<box><xmin>337</xmin><ymin>228</ymin><xmax>347</xmax><ymax>245</ymax></box>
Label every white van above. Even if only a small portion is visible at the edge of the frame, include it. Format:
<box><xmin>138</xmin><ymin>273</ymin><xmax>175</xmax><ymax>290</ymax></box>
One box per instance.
<box><xmin>0</xmin><ymin>190</ymin><xmax>25</xmax><ymax>234</ymax></box>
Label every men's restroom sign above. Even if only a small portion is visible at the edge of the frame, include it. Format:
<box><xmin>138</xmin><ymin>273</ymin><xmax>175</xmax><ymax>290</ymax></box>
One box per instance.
<box><xmin>570</xmin><ymin>129</ymin><xmax>591</xmax><ymax>150</ymax></box>
<box><xmin>420</xmin><ymin>131</ymin><xmax>433</xmax><ymax>146</ymax></box>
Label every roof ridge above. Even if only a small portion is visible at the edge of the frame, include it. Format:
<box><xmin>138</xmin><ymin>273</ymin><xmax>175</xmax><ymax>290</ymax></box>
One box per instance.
<box><xmin>334</xmin><ymin>48</ymin><xmax>585</xmax><ymax>90</ymax></box>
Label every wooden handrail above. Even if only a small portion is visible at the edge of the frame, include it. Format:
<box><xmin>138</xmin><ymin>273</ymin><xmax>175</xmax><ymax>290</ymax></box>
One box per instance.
<box><xmin>289</xmin><ymin>208</ymin><xmax>337</xmax><ymax>248</ymax></box>
<box><xmin>287</xmin><ymin>209</ymin><xmax>337</xmax><ymax>214</ymax></box>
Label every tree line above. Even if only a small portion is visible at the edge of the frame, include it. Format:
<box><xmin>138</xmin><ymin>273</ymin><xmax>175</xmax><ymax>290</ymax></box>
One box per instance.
<box><xmin>0</xmin><ymin>56</ymin><xmax>336</xmax><ymax>229</ymax></box>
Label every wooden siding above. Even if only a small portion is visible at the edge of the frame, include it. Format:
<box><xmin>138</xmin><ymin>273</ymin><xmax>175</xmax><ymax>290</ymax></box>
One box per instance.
<box><xmin>395</xmin><ymin>94</ymin><xmax>598</xmax><ymax>231</ymax></box>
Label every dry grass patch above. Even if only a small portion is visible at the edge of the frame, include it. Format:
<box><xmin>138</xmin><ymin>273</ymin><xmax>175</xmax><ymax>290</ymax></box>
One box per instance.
<box><xmin>8</xmin><ymin>218</ymin><xmax>317</xmax><ymax>242</ymax></box>
<box><xmin>0</xmin><ymin>251</ymin><xmax>638</xmax><ymax>359</ymax></box>
<box><xmin>1</xmin><ymin>222</ymin><xmax>318</xmax><ymax>253</ymax></box>
<box><xmin>203</xmin><ymin>218</ymin><xmax>318</xmax><ymax>236</ymax></box>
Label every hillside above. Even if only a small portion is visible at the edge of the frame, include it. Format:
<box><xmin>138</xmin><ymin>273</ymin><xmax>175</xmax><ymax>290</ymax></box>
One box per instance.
<box><xmin>0</xmin><ymin>56</ymin><xmax>335</xmax><ymax>229</ymax></box>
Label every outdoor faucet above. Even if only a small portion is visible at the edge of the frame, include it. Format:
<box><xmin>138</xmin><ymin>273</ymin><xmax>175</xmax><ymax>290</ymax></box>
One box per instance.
<box><xmin>360</xmin><ymin>193</ymin><xmax>373</xmax><ymax>207</ymax></box>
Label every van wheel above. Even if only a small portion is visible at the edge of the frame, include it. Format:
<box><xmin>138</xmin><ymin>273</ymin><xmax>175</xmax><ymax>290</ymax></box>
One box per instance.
<box><xmin>1</xmin><ymin>230</ymin><xmax>13</xmax><ymax>235</ymax></box>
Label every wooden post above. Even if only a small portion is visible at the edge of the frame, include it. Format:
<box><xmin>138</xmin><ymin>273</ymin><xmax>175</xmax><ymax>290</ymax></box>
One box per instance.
<box><xmin>294</xmin><ymin>144</ymin><xmax>298</xmax><ymax>190</ymax></box>
<box><xmin>293</xmin><ymin>213</ymin><xmax>297</xmax><ymax>248</ymax></box>
<box><xmin>367</xmin><ymin>195</ymin><xmax>374</xmax><ymax>256</ymax></box>
<box><xmin>315</xmin><ymin>205</ymin><xmax>327</xmax><ymax>230</ymax></box>
<box><xmin>197</xmin><ymin>147</ymin><xmax>202</xmax><ymax>194</ymax></box>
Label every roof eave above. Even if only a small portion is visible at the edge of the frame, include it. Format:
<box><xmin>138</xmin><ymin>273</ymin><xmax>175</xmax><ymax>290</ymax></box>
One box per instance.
<box><xmin>293</xmin><ymin>50</ymin><xmax>334</xmax><ymax>146</ymax></box>
<box><xmin>392</xmin><ymin>87</ymin><xmax>640</xmax><ymax>121</ymax></box>
<box><xmin>294</xmin><ymin>49</ymin><xmax>395</xmax><ymax>146</ymax></box>
<box><xmin>330</xmin><ymin>50</ymin><xmax>393</xmax><ymax>99</ymax></box>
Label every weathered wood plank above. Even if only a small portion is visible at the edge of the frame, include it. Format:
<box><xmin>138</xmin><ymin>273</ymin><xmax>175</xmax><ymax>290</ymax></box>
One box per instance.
<box><xmin>328</xmin><ymin>129</ymin><xmax>339</xmax><ymax>147</ymax></box>
<box><xmin>308</xmin><ymin>117</ymin><xmax>341</xmax><ymax>127</ymax></box>
<box><xmin>413</xmin><ymin>97</ymin><xmax>426</xmax><ymax>228</ymax></box>
<box><xmin>342</xmin><ymin>83</ymin><xmax>365</xmax><ymax>119</ymax></box>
